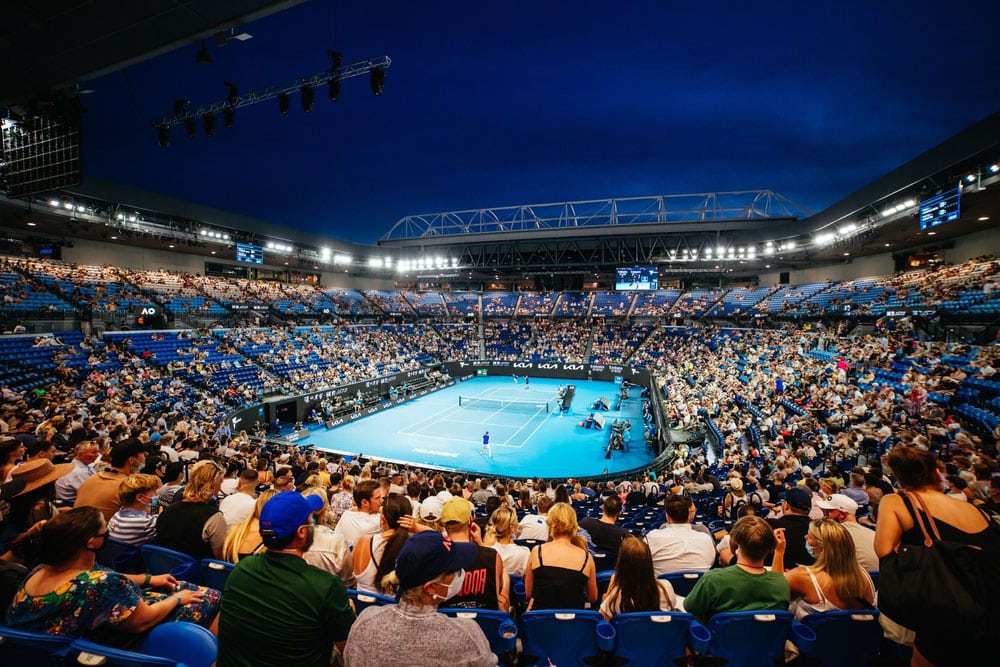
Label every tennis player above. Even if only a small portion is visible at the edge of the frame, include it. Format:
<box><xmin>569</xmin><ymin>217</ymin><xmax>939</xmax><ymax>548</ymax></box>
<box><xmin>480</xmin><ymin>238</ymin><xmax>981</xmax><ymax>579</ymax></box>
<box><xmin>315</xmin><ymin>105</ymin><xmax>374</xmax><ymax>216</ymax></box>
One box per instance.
<box><xmin>479</xmin><ymin>431</ymin><xmax>492</xmax><ymax>458</ymax></box>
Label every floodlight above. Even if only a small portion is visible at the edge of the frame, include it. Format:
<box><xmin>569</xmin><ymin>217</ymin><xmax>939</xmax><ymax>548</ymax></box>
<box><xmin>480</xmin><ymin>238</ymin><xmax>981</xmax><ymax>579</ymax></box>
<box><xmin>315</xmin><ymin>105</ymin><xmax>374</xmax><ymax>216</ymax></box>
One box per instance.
<box><xmin>195</xmin><ymin>42</ymin><xmax>213</xmax><ymax>65</ymax></box>
<box><xmin>223</xmin><ymin>108</ymin><xmax>235</xmax><ymax>128</ymax></box>
<box><xmin>370</xmin><ymin>67</ymin><xmax>385</xmax><ymax>96</ymax></box>
<box><xmin>300</xmin><ymin>85</ymin><xmax>315</xmax><ymax>112</ymax></box>
<box><xmin>328</xmin><ymin>79</ymin><xmax>341</xmax><ymax>101</ymax></box>
<box><xmin>278</xmin><ymin>93</ymin><xmax>290</xmax><ymax>114</ymax></box>
<box><xmin>202</xmin><ymin>113</ymin><xmax>215</xmax><ymax>137</ymax></box>
<box><xmin>224</xmin><ymin>81</ymin><xmax>238</xmax><ymax>104</ymax></box>
<box><xmin>185</xmin><ymin>118</ymin><xmax>197</xmax><ymax>138</ymax></box>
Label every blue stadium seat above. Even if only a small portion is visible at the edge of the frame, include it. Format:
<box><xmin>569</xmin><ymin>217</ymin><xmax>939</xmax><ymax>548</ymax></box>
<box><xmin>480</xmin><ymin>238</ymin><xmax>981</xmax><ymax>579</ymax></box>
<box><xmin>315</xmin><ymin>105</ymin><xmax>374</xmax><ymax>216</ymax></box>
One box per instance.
<box><xmin>71</xmin><ymin>621</ymin><xmax>216</xmax><ymax>667</ymax></box>
<box><xmin>439</xmin><ymin>608</ymin><xmax>517</xmax><ymax>661</ymax></box>
<box><xmin>703</xmin><ymin>610</ymin><xmax>815</xmax><ymax>667</ymax></box>
<box><xmin>346</xmin><ymin>589</ymin><xmax>396</xmax><ymax>616</ymax></box>
<box><xmin>198</xmin><ymin>559</ymin><xmax>235</xmax><ymax>590</ymax></box>
<box><xmin>0</xmin><ymin>623</ymin><xmax>76</xmax><ymax>666</ymax></box>
<box><xmin>519</xmin><ymin>610</ymin><xmax>614</xmax><ymax>666</ymax></box>
<box><xmin>657</xmin><ymin>570</ymin><xmax>704</xmax><ymax>596</ymax></box>
<box><xmin>610</xmin><ymin>611</ymin><xmax>710</xmax><ymax>666</ymax></box>
<box><xmin>798</xmin><ymin>610</ymin><xmax>881</xmax><ymax>667</ymax></box>
<box><xmin>141</xmin><ymin>545</ymin><xmax>200</xmax><ymax>583</ymax></box>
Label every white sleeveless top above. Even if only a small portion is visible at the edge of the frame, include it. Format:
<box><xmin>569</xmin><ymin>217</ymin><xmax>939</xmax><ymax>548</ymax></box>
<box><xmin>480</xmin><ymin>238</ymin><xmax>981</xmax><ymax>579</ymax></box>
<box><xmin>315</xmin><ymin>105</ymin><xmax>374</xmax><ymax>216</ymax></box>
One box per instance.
<box><xmin>788</xmin><ymin>566</ymin><xmax>876</xmax><ymax>620</ymax></box>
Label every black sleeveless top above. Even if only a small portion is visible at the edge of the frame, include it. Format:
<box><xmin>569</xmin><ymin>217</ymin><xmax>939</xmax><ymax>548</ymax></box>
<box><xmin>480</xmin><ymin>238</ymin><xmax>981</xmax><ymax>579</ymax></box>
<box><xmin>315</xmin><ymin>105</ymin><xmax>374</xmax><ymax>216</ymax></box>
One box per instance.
<box><xmin>154</xmin><ymin>501</ymin><xmax>220</xmax><ymax>561</ymax></box>
<box><xmin>442</xmin><ymin>545</ymin><xmax>499</xmax><ymax>609</ymax></box>
<box><xmin>530</xmin><ymin>545</ymin><xmax>590</xmax><ymax>610</ymax></box>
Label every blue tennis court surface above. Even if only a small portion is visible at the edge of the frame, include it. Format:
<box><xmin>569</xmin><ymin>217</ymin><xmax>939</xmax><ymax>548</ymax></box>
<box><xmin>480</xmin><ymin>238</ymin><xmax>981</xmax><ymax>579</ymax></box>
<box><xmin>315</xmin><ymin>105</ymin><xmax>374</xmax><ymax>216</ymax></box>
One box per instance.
<box><xmin>309</xmin><ymin>376</ymin><xmax>654</xmax><ymax>478</ymax></box>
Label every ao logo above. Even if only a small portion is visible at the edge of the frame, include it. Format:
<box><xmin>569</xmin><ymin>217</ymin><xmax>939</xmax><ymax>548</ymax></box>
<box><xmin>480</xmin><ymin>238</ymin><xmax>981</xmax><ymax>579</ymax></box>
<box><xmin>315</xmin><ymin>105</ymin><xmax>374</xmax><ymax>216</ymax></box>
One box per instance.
<box><xmin>140</xmin><ymin>307</ymin><xmax>158</xmax><ymax>315</ymax></box>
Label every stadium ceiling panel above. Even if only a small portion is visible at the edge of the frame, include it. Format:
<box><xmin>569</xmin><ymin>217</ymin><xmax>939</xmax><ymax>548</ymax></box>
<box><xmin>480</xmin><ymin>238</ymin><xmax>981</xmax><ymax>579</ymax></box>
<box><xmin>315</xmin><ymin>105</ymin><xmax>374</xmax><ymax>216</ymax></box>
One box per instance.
<box><xmin>0</xmin><ymin>0</ymin><xmax>306</xmax><ymax>106</ymax></box>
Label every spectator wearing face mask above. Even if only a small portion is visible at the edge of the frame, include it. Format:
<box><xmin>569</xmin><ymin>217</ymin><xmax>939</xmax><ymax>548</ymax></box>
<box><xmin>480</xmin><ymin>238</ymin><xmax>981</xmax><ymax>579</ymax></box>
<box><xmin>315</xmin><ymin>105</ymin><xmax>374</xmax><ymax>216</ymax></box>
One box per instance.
<box><xmin>107</xmin><ymin>474</ymin><xmax>162</xmax><ymax>546</ymax></box>
<box><xmin>75</xmin><ymin>439</ymin><xmax>148</xmax><ymax>520</ymax></box>
<box><xmin>343</xmin><ymin>530</ymin><xmax>495</xmax><ymax>667</ymax></box>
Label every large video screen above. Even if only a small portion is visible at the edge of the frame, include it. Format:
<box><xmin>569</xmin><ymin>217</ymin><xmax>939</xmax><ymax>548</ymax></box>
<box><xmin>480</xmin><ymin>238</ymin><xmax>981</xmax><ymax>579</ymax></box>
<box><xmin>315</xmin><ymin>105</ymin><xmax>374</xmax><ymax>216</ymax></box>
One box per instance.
<box><xmin>236</xmin><ymin>242</ymin><xmax>264</xmax><ymax>264</ymax></box>
<box><xmin>615</xmin><ymin>266</ymin><xmax>658</xmax><ymax>290</ymax></box>
<box><xmin>920</xmin><ymin>185</ymin><xmax>961</xmax><ymax>231</ymax></box>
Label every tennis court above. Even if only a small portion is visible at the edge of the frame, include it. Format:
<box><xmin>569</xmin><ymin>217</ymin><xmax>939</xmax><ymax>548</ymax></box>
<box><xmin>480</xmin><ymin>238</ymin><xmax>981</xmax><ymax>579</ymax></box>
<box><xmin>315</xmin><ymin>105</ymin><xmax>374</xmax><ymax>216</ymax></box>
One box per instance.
<box><xmin>307</xmin><ymin>376</ymin><xmax>654</xmax><ymax>478</ymax></box>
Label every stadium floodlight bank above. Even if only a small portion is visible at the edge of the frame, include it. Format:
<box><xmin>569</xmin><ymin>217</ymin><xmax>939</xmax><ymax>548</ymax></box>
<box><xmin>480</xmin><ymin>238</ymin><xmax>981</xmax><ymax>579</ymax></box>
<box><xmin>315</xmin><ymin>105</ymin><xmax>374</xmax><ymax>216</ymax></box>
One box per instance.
<box><xmin>459</xmin><ymin>396</ymin><xmax>552</xmax><ymax>413</ymax></box>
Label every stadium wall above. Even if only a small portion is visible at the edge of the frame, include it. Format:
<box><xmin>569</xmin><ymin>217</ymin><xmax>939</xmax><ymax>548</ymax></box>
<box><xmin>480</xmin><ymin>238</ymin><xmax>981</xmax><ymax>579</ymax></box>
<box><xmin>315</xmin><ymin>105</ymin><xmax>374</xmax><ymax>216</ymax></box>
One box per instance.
<box><xmin>757</xmin><ymin>251</ymin><xmax>892</xmax><ymax>286</ymax></box>
<box><xmin>946</xmin><ymin>227</ymin><xmax>1000</xmax><ymax>263</ymax></box>
<box><xmin>62</xmin><ymin>238</ymin><xmax>205</xmax><ymax>272</ymax></box>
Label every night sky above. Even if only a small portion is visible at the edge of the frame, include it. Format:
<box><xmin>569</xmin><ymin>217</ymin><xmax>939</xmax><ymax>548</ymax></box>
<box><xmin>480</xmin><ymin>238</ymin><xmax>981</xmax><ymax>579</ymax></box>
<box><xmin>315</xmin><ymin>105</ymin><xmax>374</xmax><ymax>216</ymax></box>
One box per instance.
<box><xmin>80</xmin><ymin>1</ymin><xmax>1000</xmax><ymax>244</ymax></box>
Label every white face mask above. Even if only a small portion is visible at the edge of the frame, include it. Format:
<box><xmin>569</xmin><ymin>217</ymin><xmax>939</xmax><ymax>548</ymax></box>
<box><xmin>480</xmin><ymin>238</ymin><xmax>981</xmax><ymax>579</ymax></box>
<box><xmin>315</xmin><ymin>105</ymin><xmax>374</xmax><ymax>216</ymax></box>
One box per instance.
<box><xmin>432</xmin><ymin>569</ymin><xmax>466</xmax><ymax>601</ymax></box>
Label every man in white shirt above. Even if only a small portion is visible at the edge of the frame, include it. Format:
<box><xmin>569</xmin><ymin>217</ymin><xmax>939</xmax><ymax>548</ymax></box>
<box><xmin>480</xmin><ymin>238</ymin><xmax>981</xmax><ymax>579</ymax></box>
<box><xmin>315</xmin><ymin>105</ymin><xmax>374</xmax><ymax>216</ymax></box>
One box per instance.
<box><xmin>645</xmin><ymin>494</ymin><xmax>716</xmax><ymax>575</ymax></box>
<box><xmin>220</xmin><ymin>469</ymin><xmax>259</xmax><ymax>528</ymax></box>
<box><xmin>331</xmin><ymin>479</ymin><xmax>384</xmax><ymax>547</ymax></box>
<box><xmin>517</xmin><ymin>495</ymin><xmax>553</xmax><ymax>541</ymax></box>
<box><xmin>816</xmin><ymin>493</ymin><xmax>878</xmax><ymax>572</ymax></box>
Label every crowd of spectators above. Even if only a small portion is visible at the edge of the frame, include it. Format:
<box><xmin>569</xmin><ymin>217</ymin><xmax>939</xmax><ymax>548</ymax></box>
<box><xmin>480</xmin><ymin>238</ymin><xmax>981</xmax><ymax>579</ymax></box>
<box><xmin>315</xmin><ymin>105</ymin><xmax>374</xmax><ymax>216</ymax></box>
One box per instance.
<box><xmin>3</xmin><ymin>255</ymin><xmax>1000</xmax><ymax>664</ymax></box>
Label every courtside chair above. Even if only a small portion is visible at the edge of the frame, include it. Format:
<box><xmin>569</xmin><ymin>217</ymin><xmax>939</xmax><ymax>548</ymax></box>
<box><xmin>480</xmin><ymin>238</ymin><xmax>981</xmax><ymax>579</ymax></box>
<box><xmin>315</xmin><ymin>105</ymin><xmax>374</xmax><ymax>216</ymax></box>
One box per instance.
<box><xmin>519</xmin><ymin>610</ymin><xmax>615</xmax><ymax>666</ymax></box>
<box><xmin>798</xmin><ymin>610</ymin><xmax>882</xmax><ymax>667</ymax></box>
<box><xmin>72</xmin><ymin>622</ymin><xmax>217</xmax><ymax>667</ymax></box>
<box><xmin>198</xmin><ymin>559</ymin><xmax>235</xmax><ymax>590</ymax></box>
<box><xmin>703</xmin><ymin>610</ymin><xmax>816</xmax><ymax>667</ymax></box>
<box><xmin>611</xmin><ymin>611</ymin><xmax>711</xmax><ymax>666</ymax></box>
<box><xmin>439</xmin><ymin>608</ymin><xmax>518</xmax><ymax>665</ymax></box>
<box><xmin>140</xmin><ymin>545</ymin><xmax>200</xmax><ymax>583</ymax></box>
<box><xmin>346</xmin><ymin>589</ymin><xmax>396</xmax><ymax>616</ymax></box>
<box><xmin>0</xmin><ymin>623</ymin><xmax>75</xmax><ymax>666</ymax></box>
<box><xmin>657</xmin><ymin>570</ymin><xmax>704</xmax><ymax>597</ymax></box>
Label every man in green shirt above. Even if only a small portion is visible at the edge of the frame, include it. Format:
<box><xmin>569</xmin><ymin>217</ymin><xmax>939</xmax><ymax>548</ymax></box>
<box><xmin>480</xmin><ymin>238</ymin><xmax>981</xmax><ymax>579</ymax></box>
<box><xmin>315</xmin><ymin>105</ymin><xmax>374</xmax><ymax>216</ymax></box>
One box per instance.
<box><xmin>218</xmin><ymin>491</ymin><xmax>355</xmax><ymax>667</ymax></box>
<box><xmin>683</xmin><ymin>515</ymin><xmax>789</xmax><ymax>625</ymax></box>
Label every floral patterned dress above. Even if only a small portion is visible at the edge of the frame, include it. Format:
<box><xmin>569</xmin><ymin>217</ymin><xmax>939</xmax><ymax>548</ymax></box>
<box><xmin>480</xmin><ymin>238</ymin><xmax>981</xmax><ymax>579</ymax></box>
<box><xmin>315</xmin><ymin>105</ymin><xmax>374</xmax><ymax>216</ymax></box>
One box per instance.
<box><xmin>5</xmin><ymin>566</ymin><xmax>220</xmax><ymax>646</ymax></box>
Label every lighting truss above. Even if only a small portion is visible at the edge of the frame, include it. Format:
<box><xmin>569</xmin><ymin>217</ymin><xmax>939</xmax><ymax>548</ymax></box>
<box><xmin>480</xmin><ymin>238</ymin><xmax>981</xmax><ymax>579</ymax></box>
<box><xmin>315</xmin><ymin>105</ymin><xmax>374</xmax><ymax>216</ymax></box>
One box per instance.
<box><xmin>152</xmin><ymin>55</ymin><xmax>391</xmax><ymax>129</ymax></box>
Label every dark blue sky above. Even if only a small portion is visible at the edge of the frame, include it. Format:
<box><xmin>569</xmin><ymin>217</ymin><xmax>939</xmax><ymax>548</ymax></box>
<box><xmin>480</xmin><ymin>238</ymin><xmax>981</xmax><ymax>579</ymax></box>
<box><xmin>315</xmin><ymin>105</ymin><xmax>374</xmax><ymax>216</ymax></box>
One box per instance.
<box><xmin>82</xmin><ymin>1</ymin><xmax>1000</xmax><ymax>244</ymax></box>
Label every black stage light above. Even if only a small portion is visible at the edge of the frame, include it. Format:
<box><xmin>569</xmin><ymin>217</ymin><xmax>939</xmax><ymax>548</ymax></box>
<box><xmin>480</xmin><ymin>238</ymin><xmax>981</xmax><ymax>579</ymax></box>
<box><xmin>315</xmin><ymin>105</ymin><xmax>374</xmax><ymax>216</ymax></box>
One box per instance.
<box><xmin>203</xmin><ymin>113</ymin><xmax>215</xmax><ymax>137</ymax></box>
<box><xmin>300</xmin><ymin>85</ymin><xmax>315</xmax><ymax>112</ymax></box>
<box><xmin>278</xmin><ymin>93</ymin><xmax>290</xmax><ymax>114</ymax></box>
<box><xmin>224</xmin><ymin>81</ymin><xmax>238</xmax><ymax>104</ymax></box>
<box><xmin>195</xmin><ymin>41</ymin><xmax>213</xmax><ymax>65</ymax></box>
<box><xmin>185</xmin><ymin>118</ymin><xmax>197</xmax><ymax>138</ymax></box>
<box><xmin>370</xmin><ymin>67</ymin><xmax>385</xmax><ymax>96</ymax></box>
<box><xmin>328</xmin><ymin>50</ymin><xmax>343</xmax><ymax>70</ymax></box>
<box><xmin>223</xmin><ymin>108</ymin><xmax>235</xmax><ymax>128</ymax></box>
<box><xmin>157</xmin><ymin>126</ymin><xmax>169</xmax><ymax>148</ymax></box>
<box><xmin>328</xmin><ymin>79</ymin><xmax>341</xmax><ymax>101</ymax></box>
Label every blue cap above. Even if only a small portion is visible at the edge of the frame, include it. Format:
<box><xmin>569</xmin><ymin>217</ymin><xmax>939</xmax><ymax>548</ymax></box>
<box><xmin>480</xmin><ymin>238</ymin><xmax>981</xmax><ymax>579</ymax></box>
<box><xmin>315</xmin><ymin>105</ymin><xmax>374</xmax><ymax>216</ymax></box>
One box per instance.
<box><xmin>782</xmin><ymin>485</ymin><xmax>813</xmax><ymax>511</ymax></box>
<box><xmin>395</xmin><ymin>531</ymin><xmax>478</xmax><ymax>591</ymax></box>
<box><xmin>259</xmin><ymin>491</ymin><xmax>324</xmax><ymax>546</ymax></box>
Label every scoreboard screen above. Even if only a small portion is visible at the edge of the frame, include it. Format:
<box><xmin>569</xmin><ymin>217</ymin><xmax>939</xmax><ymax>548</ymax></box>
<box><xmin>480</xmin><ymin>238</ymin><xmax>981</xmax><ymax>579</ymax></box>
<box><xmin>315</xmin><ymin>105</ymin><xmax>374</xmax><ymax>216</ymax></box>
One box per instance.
<box><xmin>236</xmin><ymin>242</ymin><xmax>264</xmax><ymax>264</ymax></box>
<box><xmin>615</xmin><ymin>266</ymin><xmax>658</xmax><ymax>291</ymax></box>
<box><xmin>919</xmin><ymin>186</ymin><xmax>961</xmax><ymax>231</ymax></box>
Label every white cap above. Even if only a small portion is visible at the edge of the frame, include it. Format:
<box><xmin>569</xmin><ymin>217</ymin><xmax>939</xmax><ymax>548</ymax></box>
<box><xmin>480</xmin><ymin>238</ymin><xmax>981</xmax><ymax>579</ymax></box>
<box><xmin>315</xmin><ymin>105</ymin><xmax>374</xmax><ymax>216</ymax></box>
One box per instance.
<box><xmin>816</xmin><ymin>493</ymin><xmax>859</xmax><ymax>514</ymax></box>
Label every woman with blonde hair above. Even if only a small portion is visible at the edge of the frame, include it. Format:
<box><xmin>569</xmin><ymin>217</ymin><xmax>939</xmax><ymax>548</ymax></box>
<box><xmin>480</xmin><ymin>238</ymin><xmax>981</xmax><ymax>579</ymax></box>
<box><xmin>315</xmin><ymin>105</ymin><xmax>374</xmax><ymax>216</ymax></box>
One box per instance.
<box><xmin>154</xmin><ymin>460</ymin><xmax>226</xmax><ymax>561</ymax></box>
<box><xmin>483</xmin><ymin>505</ymin><xmax>529</xmax><ymax>576</ymax></box>
<box><xmin>524</xmin><ymin>502</ymin><xmax>597</xmax><ymax>610</ymax></box>
<box><xmin>222</xmin><ymin>489</ymin><xmax>278</xmax><ymax>562</ymax></box>
<box><xmin>599</xmin><ymin>536</ymin><xmax>677</xmax><ymax>620</ymax></box>
<box><xmin>775</xmin><ymin>518</ymin><xmax>875</xmax><ymax>620</ymax></box>
<box><xmin>108</xmin><ymin>474</ymin><xmax>162</xmax><ymax>546</ymax></box>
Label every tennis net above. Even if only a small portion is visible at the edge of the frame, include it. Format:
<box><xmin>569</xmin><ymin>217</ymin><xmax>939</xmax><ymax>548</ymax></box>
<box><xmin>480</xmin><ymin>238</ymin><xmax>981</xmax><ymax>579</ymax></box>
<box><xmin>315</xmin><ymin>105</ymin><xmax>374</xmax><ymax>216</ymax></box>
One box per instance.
<box><xmin>459</xmin><ymin>396</ymin><xmax>551</xmax><ymax>413</ymax></box>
